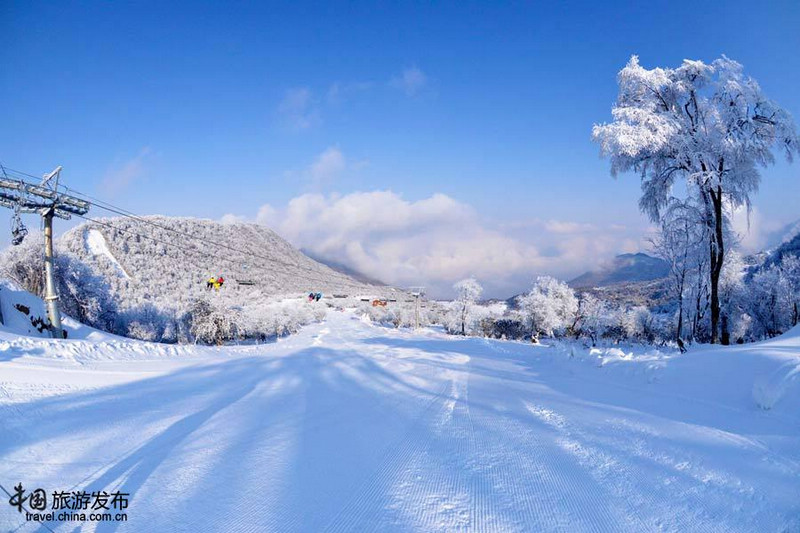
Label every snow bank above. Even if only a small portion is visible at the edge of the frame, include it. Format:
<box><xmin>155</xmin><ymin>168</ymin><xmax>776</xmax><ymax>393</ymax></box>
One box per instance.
<box><xmin>0</xmin><ymin>280</ymin><xmax>52</xmax><ymax>338</ymax></box>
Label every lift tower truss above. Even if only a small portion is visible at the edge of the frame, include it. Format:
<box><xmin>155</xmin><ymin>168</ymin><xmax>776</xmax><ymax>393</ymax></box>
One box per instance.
<box><xmin>0</xmin><ymin>166</ymin><xmax>91</xmax><ymax>338</ymax></box>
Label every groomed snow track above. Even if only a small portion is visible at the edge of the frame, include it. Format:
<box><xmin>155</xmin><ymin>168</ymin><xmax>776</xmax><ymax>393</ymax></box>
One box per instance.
<box><xmin>1</xmin><ymin>311</ymin><xmax>799</xmax><ymax>532</ymax></box>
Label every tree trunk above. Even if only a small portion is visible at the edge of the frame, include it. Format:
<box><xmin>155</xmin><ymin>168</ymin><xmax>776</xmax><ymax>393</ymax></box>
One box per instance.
<box><xmin>721</xmin><ymin>314</ymin><xmax>730</xmax><ymax>345</ymax></box>
<box><xmin>709</xmin><ymin>186</ymin><xmax>725</xmax><ymax>344</ymax></box>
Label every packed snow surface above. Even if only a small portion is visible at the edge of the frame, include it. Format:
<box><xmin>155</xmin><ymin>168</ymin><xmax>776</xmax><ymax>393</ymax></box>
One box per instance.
<box><xmin>1</xmin><ymin>310</ymin><xmax>799</xmax><ymax>532</ymax></box>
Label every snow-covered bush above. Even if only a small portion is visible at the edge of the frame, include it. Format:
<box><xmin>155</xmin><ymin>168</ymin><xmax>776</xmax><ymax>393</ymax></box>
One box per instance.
<box><xmin>122</xmin><ymin>303</ymin><xmax>171</xmax><ymax>342</ymax></box>
<box><xmin>518</xmin><ymin>276</ymin><xmax>577</xmax><ymax>341</ymax></box>
<box><xmin>466</xmin><ymin>302</ymin><xmax>508</xmax><ymax>337</ymax></box>
<box><xmin>488</xmin><ymin>316</ymin><xmax>527</xmax><ymax>340</ymax></box>
<box><xmin>228</xmin><ymin>299</ymin><xmax>326</xmax><ymax>341</ymax></box>
<box><xmin>188</xmin><ymin>299</ymin><xmax>242</xmax><ymax>345</ymax></box>
<box><xmin>358</xmin><ymin>302</ymin><xmax>399</xmax><ymax>327</ymax></box>
<box><xmin>574</xmin><ymin>294</ymin><xmax>610</xmax><ymax>345</ymax></box>
<box><xmin>357</xmin><ymin>299</ymin><xmax>437</xmax><ymax>329</ymax></box>
<box><xmin>0</xmin><ymin>234</ymin><xmax>46</xmax><ymax>295</ymax></box>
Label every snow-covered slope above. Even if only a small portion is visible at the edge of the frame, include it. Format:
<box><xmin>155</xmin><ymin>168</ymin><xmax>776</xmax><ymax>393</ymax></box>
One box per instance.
<box><xmin>84</xmin><ymin>228</ymin><xmax>130</xmax><ymax>279</ymax></box>
<box><xmin>1</xmin><ymin>309</ymin><xmax>798</xmax><ymax>532</ymax></box>
<box><xmin>59</xmin><ymin>216</ymin><xmax>388</xmax><ymax>304</ymax></box>
<box><xmin>763</xmin><ymin>218</ymin><xmax>800</xmax><ymax>251</ymax></box>
<box><xmin>569</xmin><ymin>252</ymin><xmax>669</xmax><ymax>288</ymax></box>
<box><xmin>764</xmin><ymin>230</ymin><xmax>800</xmax><ymax>268</ymax></box>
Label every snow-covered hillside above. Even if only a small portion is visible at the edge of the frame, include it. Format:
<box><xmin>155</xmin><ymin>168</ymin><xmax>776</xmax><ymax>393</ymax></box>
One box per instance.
<box><xmin>0</xmin><ymin>217</ymin><xmax>400</xmax><ymax>342</ymax></box>
<box><xmin>569</xmin><ymin>253</ymin><xmax>669</xmax><ymax>288</ymax></box>
<box><xmin>59</xmin><ymin>216</ymin><xmax>390</xmax><ymax>303</ymax></box>
<box><xmin>1</xmin><ymin>308</ymin><xmax>798</xmax><ymax>532</ymax></box>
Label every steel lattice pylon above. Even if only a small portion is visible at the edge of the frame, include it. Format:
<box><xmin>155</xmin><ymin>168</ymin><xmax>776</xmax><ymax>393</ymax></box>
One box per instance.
<box><xmin>0</xmin><ymin>165</ymin><xmax>91</xmax><ymax>338</ymax></box>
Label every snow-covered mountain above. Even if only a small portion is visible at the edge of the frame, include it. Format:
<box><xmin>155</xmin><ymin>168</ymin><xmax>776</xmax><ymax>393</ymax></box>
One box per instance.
<box><xmin>762</xmin><ymin>218</ymin><xmax>800</xmax><ymax>251</ymax></box>
<box><xmin>569</xmin><ymin>253</ymin><xmax>669</xmax><ymax>288</ymax></box>
<box><xmin>0</xmin><ymin>216</ymin><xmax>396</xmax><ymax>343</ymax></box>
<box><xmin>742</xmin><ymin>222</ymin><xmax>800</xmax><ymax>277</ymax></box>
<box><xmin>59</xmin><ymin>216</ymin><xmax>387</xmax><ymax>303</ymax></box>
<box><xmin>763</xmin><ymin>229</ymin><xmax>800</xmax><ymax>268</ymax></box>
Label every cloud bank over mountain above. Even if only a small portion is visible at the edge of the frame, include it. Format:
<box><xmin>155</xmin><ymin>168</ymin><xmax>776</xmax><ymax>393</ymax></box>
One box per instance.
<box><xmin>226</xmin><ymin>190</ymin><xmax>647</xmax><ymax>297</ymax></box>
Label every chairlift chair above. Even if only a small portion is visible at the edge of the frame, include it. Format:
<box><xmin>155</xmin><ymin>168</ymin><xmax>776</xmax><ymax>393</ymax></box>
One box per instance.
<box><xmin>10</xmin><ymin>211</ymin><xmax>27</xmax><ymax>246</ymax></box>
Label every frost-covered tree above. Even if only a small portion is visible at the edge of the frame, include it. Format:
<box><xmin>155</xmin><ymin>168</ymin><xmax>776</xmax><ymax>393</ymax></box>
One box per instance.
<box><xmin>0</xmin><ymin>233</ymin><xmax>47</xmax><ymax>296</ymax></box>
<box><xmin>748</xmin><ymin>266</ymin><xmax>786</xmax><ymax>338</ymax></box>
<box><xmin>518</xmin><ymin>276</ymin><xmax>577</xmax><ymax>341</ymax></box>
<box><xmin>779</xmin><ymin>255</ymin><xmax>800</xmax><ymax>327</ymax></box>
<box><xmin>574</xmin><ymin>294</ymin><xmax>609</xmax><ymax>346</ymax></box>
<box><xmin>718</xmin><ymin>251</ymin><xmax>747</xmax><ymax>343</ymax></box>
<box><xmin>746</xmin><ymin>255</ymin><xmax>800</xmax><ymax>338</ymax></box>
<box><xmin>452</xmin><ymin>278</ymin><xmax>482</xmax><ymax>335</ymax></box>
<box><xmin>594</xmin><ymin>55</ymin><xmax>800</xmax><ymax>343</ymax></box>
<box><xmin>650</xmin><ymin>199</ymin><xmax>706</xmax><ymax>343</ymax></box>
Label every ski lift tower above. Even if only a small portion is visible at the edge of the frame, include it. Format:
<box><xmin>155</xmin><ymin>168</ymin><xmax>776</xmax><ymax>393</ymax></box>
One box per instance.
<box><xmin>409</xmin><ymin>286</ymin><xmax>425</xmax><ymax>329</ymax></box>
<box><xmin>0</xmin><ymin>166</ymin><xmax>91</xmax><ymax>338</ymax></box>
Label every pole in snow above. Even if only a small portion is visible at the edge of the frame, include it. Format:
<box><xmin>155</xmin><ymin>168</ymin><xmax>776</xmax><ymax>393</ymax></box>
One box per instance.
<box><xmin>410</xmin><ymin>287</ymin><xmax>425</xmax><ymax>329</ymax></box>
<box><xmin>42</xmin><ymin>207</ymin><xmax>62</xmax><ymax>337</ymax></box>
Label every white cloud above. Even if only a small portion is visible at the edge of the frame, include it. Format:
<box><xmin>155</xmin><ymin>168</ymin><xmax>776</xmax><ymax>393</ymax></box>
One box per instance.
<box><xmin>309</xmin><ymin>147</ymin><xmax>346</xmax><ymax>187</ymax></box>
<box><xmin>284</xmin><ymin>146</ymin><xmax>364</xmax><ymax>190</ymax></box>
<box><xmin>544</xmin><ymin>220</ymin><xmax>596</xmax><ymax>234</ymax></box>
<box><xmin>728</xmin><ymin>205</ymin><xmax>786</xmax><ymax>253</ymax></box>
<box><xmin>255</xmin><ymin>204</ymin><xmax>278</xmax><ymax>227</ymax></box>
<box><xmin>220</xmin><ymin>213</ymin><xmax>247</xmax><ymax>225</ymax></box>
<box><xmin>100</xmin><ymin>147</ymin><xmax>152</xmax><ymax>196</ymax></box>
<box><xmin>232</xmin><ymin>190</ymin><xmax>647</xmax><ymax>298</ymax></box>
<box><xmin>327</xmin><ymin>80</ymin><xmax>375</xmax><ymax>104</ymax></box>
<box><xmin>280</xmin><ymin>67</ymin><xmax>427</xmax><ymax>128</ymax></box>
<box><xmin>391</xmin><ymin>66</ymin><xmax>427</xmax><ymax>96</ymax></box>
<box><xmin>278</xmin><ymin>87</ymin><xmax>319</xmax><ymax>130</ymax></box>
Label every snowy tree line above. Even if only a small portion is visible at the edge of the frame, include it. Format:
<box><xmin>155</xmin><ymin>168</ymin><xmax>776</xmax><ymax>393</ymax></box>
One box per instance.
<box><xmin>433</xmin><ymin>276</ymin><xmax>675</xmax><ymax>346</ymax></box>
<box><xmin>2</xmin><ymin>229</ymin><xmax>795</xmax><ymax>347</ymax></box>
<box><xmin>423</xmin><ymin>265</ymin><xmax>800</xmax><ymax>348</ymax></box>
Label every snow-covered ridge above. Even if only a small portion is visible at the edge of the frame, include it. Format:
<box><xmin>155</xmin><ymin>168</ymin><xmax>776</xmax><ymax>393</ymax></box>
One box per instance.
<box><xmin>60</xmin><ymin>216</ymin><xmax>389</xmax><ymax>302</ymax></box>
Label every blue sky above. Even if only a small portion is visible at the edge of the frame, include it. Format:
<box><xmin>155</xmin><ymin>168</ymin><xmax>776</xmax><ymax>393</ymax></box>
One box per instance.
<box><xmin>2</xmin><ymin>1</ymin><xmax>800</xmax><ymax>296</ymax></box>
